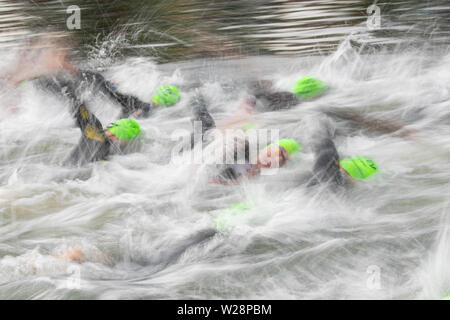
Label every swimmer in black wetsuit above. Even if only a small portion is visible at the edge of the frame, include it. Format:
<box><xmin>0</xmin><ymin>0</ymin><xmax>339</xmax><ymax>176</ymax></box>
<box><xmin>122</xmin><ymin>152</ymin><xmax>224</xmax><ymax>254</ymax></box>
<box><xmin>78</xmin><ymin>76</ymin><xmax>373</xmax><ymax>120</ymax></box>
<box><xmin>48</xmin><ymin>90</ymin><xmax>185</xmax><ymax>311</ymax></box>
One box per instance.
<box><xmin>188</xmin><ymin>94</ymin><xmax>301</xmax><ymax>184</ymax></box>
<box><xmin>304</xmin><ymin>121</ymin><xmax>379</xmax><ymax>189</ymax></box>
<box><xmin>58</xmin><ymin>83</ymin><xmax>142</xmax><ymax>166</ymax></box>
<box><xmin>307</xmin><ymin>136</ymin><xmax>348</xmax><ymax>188</ymax></box>
<box><xmin>3</xmin><ymin>36</ymin><xmax>180</xmax><ymax>119</ymax></box>
<box><xmin>247</xmin><ymin>76</ymin><xmax>326</xmax><ymax>112</ymax></box>
<box><xmin>36</xmin><ymin>69</ymin><xmax>174</xmax><ymax>120</ymax></box>
<box><xmin>248</xmin><ymin>80</ymin><xmax>300</xmax><ymax>112</ymax></box>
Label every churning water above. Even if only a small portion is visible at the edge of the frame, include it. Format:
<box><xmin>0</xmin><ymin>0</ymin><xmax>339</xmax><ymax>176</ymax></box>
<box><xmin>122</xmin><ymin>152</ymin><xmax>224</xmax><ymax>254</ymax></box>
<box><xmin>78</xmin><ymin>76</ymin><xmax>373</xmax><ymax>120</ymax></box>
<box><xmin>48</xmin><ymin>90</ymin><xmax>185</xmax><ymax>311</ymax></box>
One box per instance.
<box><xmin>0</xmin><ymin>0</ymin><xmax>449</xmax><ymax>299</ymax></box>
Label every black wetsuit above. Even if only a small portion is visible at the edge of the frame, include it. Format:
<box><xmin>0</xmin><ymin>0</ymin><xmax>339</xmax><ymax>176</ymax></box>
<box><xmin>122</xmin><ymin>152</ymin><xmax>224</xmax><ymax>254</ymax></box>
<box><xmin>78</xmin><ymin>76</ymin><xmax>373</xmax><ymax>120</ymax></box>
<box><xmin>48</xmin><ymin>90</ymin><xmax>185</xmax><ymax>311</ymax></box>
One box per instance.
<box><xmin>59</xmin><ymin>84</ymin><xmax>115</xmax><ymax>166</ymax></box>
<box><xmin>33</xmin><ymin>72</ymin><xmax>135</xmax><ymax>166</ymax></box>
<box><xmin>78</xmin><ymin>71</ymin><xmax>154</xmax><ymax>118</ymax></box>
<box><xmin>32</xmin><ymin>70</ymin><xmax>151</xmax><ymax>166</ymax></box>
<box><xmin>190</xmin><ymin>94</ymin><xmax>216</xmax><ymax>148</ymax></box>
<box><xmin>37</xmin><ymin>70</ymin><xmax>154</xmax><ymax>119</ymax></box>
<box><xmin>307</xmin><ymin>137</ymin><xmax>349</xmax><ymax>188</ymax></box>
<box><xmin>248</xmin><ymin>80</ymin><xmax>299</xmax><ymax>112</ymax></box>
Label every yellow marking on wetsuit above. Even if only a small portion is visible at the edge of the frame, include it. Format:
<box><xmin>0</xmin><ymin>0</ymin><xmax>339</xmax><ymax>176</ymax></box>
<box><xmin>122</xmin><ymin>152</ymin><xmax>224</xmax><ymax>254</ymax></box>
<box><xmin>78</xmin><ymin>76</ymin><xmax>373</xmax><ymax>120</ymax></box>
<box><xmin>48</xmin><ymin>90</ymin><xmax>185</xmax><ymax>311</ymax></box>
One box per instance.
<box><xmin>84</xmin><ymin>125</ymin><xmax>105</xmax><ymax>142</ymax></box>
<box><xmin>80</xmin><ymin>106</ymin><xmax>90</xmax><ymax>121</ymax></box>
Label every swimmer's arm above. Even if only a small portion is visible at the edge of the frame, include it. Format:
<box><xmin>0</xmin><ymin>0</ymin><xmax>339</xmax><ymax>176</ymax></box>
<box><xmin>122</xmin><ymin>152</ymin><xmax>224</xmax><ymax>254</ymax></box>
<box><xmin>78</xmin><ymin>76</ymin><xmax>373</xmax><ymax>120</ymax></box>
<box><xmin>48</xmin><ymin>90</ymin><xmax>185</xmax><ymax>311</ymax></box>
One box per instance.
<box><xmin>324</xmin><ymin>108</ymin><xmax>418</xmax><ymax>138</ymax></box>
<box><xmin>210</xmin><ymin>176</ymin><xmax>248</xmax><ymax>185</ymax></box>
<box><xmin>120</xmin><ymin>94</ymin><xmax>154</xmax><ymax>118</ymax></box>
<box><xmin>325</xmin><ymin>108</ymin><xmax>449</xmax><ymax>159</ymax></box>
<box><xmin>245</xmin><ymin>165</ymin><xmax>261</xmax><ymax>179</ymax></box>
<box><xmin>219</xmin><ymin>168</ymin><xmax>259</xmax><ymax>184</ymax></box>
<box><xmin>84</xmin><ymin>71</ymin><xmax>153</xmax><ymax>118</ymax></box>
<box><xmin>57</xmin><ymin>247</ymin><xmax>85</xmax><ymax>262</ymax></box>
<box><xmin>208</xmin><ymin>179</ymin><xmax>241</xmax><ymax>185</ymax></box>
<box><xmin>65</xmin><ymin>101</ymin><xmax>109</xmax><ymax>164</ymax></box>
<box><xmin>208</xmin><ymin>165</ymin><xmax>259</xmax><ymax>185</ymax></box>
<box><xmin>56</xmin><ymin>246</ymin><xmax>112</xmax><ymax>265</ymax></box>
<box><xmin>209</xmin><ymin>167</ymin><xmax>242</xmax><ymax>185</ymax></box>
<box><xmin>102</xmin><ymin>81</ymin><xmax>154</xmax><ymax>118</ymax></box>
<box><xmin>62</xmin><ymin>83</ymin><xmax>102</xmax><ymax>133</ymax></box>
<box><xmin>70</xmin><ymin>98</ymin><xmax>107</xmax><ymax>142</ymax></box>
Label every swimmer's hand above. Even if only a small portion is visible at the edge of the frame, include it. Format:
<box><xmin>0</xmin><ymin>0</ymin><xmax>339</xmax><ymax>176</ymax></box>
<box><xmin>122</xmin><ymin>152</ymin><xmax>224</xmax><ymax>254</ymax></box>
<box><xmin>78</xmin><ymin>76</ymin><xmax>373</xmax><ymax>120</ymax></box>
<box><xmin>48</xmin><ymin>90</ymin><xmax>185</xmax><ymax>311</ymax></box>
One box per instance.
<box><xmin>58</xmin><ymin>247</ymin><xmax>85</xmax><ymax>262</ymax></box>
<box><xmin>208</xmin><ymin>179</ymin><xmax>241</xmax><ymax>185</ymax></box>
<box><xmin>56</xmin><ymin>245</ymin><xmax>112</xmax><ymax>265</ymax></box>
<box><xmin>208</xmin><ymin>164</ymin><xmax>259</xmax><ymax>185</ymax></box>
<box><xmin>246</xmin><ymin>165</ymin><xmax>261</xmax><ymax>178</ymax></box>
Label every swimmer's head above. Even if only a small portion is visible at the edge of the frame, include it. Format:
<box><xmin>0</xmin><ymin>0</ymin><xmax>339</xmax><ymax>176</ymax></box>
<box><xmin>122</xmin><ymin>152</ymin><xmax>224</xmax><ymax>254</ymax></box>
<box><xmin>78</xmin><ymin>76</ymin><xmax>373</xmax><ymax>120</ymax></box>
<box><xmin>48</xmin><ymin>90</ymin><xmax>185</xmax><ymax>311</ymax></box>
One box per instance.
<box><xmin>274</xmin><ymin>139</ymin><xmax>301</xmax><ymax>157</ymax></box>
<box><xmin>105</xmin><ymin>118</ymin><xmax>141</xmax><ymax>146</ymax></box>
<box><xmin>151</xmin><ymin>85</ymin><xmax>181</xmax><ymax>107</ymax></box>
<box><xmin>258</xmin><ymin>139</ymin><xmax>301</xmax><ymax>169</ymax></box>
<box><xmin>292</xmin><ymin>76</ymin><xmax>326</xmax><ymax>99</ymax></box>
<box><xmin>214</xmin><ymin>203</ymin><xmax>251</xmax><ymax>231</ymax></box>
<box><xmin>242</xmin><ymin>123</ymin><xmax>256</xmax><ymax>132</ymax></box>
<box><xmin>339</xmin><ymin>156</ymin><xmax>378</xmax><ymax>180</ymax></box>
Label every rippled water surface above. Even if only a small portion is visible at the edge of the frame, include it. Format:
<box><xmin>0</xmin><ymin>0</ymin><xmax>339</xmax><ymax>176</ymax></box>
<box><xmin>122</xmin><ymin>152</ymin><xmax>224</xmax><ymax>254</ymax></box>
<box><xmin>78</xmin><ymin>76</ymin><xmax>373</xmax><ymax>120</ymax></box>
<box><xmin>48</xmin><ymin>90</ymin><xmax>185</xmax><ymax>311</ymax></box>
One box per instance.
<box><xmin>0</xmin><ymin>0</ymin><xmax>449</xmax><ymax>300</ymax></box>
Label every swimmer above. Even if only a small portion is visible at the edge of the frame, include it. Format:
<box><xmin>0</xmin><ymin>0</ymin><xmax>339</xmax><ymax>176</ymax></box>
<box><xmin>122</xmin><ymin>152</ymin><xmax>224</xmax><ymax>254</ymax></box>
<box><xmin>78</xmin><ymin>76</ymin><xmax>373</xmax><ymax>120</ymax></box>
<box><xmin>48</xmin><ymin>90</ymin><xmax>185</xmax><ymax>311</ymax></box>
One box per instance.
<box><xmin>248</xmin><ymin>76</ymin><xmax>327</xmax><ymax>112</ymax></box>
<box><xmin>61</xmin><ymin>84</ymin><xmax>142</xmax><ymax>166</ymax></box>
<box><xmin>49</xmin><ymin>70</ymin><xmax>182</xmax><ymax>119</ymax></box>
<box><xmin>58</xmin><ymin>229</ymin><xmax>217</xmax><ymax>267</ymax></box>
<box><xmin>212</xmin><ymin>140</ymin><xmax>379</xmax><ymax>232</ymax></box>
<box><xmin>3</xmin><ymin>35</ymin><xmax>181</xmax><ymax>119</ymax></box>
<box><xmin>188</xmin><ymin>93</ymin><xmax>301</xmax><ymax>184</ymax></box>
<box><xmin>306</xmin><ymin>126</ymin><xmax>378</xmax><ymax>188</ymax></box>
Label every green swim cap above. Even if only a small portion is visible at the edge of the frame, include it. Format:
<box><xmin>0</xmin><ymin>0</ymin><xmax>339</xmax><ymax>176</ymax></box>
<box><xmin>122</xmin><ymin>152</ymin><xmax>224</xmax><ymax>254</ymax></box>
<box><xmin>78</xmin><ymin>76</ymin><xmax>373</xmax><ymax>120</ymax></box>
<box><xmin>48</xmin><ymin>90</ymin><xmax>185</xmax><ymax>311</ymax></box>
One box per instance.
<box><xmin>443</xmin><ymin>295</ymin><xmax>450</xmax><ymax>300</ymax></box>
<box><xmin>151</xmin><ymin>85</ymin><xmax>181</xmax><ymax>107</ymax></box>
<box><xmin>339</xmin><ymin>156</ymin><xmax>378</xmax><ymax>179</ymax></box>
<box><xmin>106</xmin><ymin>118</ymin><xmax>141</xmax><ymax>141</ymax></box>
<box><xmin>213</xmin><ymin>203</ymin><xmax>251</xmax><ymax>232</ymax></box>
<box><xmin>268</xmin><ymin>139</ymin><xmax>301</xmax><ymax>156</ymax></box>
<box><xmin>242</xmin><ymin>123</ymin><xmax>256</xmax><ymax>132</ymax></box>
<box><xmin>292</xmin><ymin>76</ymin><xmax>326</xmax><ymax>99</ymax></box>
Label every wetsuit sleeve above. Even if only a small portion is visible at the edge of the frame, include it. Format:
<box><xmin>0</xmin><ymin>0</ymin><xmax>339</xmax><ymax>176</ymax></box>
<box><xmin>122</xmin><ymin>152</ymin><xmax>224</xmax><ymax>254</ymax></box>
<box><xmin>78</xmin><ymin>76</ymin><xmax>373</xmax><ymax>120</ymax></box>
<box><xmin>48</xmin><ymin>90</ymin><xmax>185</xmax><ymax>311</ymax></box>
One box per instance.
<box><xmin>308</xmin><ymin>137</ymin><xmax>346</xmax><ymax>187</ymax></box>
<box><xmin>248</xmin><ymin>80</ymin><xmax>299</xmax><ymax>111</ymax></box>
<box><xmin>34</xmin><ymin>73</ymin><xmax>75</xmax><ymax>97</ymax></box>
<box><xmin>63</xmin><ymin>86</ymin><xmax>111</xmax><ymax>165</ymax></box>
<box><xmin>79</xmin><ymin>70</ymin><xmax>154</xmax><ymax>118</ymax></box>
<box><xmin>190</xmin><ymin>94</ymin><xmax>216</xmax><ymax>148</ymax></box>
<box><xmin>254</xmin><ymin>91</ymin><xmax>299</xmax><ymax>111</ymax></box>
<box><xmin>323</xmin><ymin>108</ymin><xmax>415</xmax><ymax>138</ymax></box>
<box><xmin>73</xmin><ymin>103</ymin><xmax>107</xmax><ymax>142</ymax></box>
<box><xmin>214</xmin><ymin>167</ymin><xmax>240</xmax><ymax>184</ymax></box>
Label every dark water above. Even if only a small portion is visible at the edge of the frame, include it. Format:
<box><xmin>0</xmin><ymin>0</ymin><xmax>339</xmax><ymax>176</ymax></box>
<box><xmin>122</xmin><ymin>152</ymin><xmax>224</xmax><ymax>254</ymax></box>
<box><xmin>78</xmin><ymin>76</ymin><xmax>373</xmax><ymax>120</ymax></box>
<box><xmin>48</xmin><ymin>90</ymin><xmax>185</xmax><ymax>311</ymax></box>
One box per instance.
<box><xmin>1</xmin><ymin>0</ymin><xmax>449</xmax><ymax>63</ymax></box>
